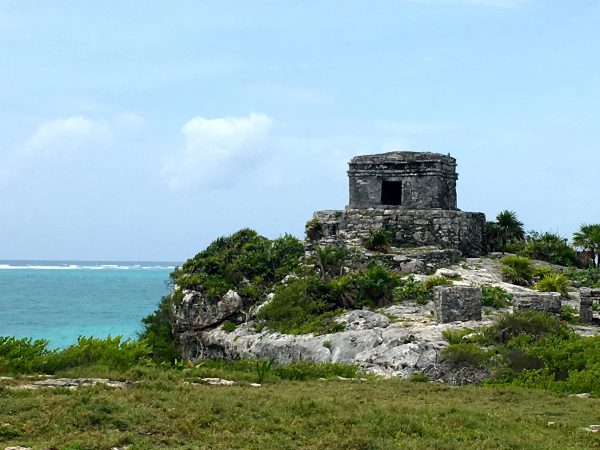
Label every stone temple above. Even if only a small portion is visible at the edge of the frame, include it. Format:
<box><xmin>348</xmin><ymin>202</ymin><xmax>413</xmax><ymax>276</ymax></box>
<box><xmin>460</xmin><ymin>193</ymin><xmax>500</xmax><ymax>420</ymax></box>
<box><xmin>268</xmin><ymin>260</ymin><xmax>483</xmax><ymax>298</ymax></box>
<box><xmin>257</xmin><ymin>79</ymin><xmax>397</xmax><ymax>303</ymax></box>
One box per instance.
<box><xmin>310</xmin><ymin>151</ymin><xmax>486</xmax><ymax>257</ymax></box>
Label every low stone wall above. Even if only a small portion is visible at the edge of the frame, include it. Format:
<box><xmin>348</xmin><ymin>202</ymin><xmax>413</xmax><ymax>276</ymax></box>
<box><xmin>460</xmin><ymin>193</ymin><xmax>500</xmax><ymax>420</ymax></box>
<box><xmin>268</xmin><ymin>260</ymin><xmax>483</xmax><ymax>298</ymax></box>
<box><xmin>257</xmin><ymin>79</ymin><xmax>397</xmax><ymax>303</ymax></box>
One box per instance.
<box><xmin>512</xmin><ymin>292</ymin><xmax>561</xmax><ymax>314</ymax></box>
<box><xmin>312</xmin><ymin>207</ymin><xmax>485</xmax><ymax>257</ymax></box>
<box><xmin>433</xmin><ymin>286</ymin><xmax>482</xmax><ymax>323</ymax></box>
<box><xmin>580</xmin><ymin>288</ymin><xmax>600</xmax><ymax>323</ymax></box>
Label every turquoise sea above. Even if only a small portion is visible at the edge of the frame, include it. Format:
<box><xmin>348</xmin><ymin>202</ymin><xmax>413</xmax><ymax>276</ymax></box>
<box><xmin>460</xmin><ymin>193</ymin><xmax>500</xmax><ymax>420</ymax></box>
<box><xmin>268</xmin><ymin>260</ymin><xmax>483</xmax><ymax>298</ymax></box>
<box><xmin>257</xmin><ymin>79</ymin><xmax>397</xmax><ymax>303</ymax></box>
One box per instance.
<box><xmin>0</xmin><ymin>261</ymin><xmax>177</xmax><ymax>348</ymax></box>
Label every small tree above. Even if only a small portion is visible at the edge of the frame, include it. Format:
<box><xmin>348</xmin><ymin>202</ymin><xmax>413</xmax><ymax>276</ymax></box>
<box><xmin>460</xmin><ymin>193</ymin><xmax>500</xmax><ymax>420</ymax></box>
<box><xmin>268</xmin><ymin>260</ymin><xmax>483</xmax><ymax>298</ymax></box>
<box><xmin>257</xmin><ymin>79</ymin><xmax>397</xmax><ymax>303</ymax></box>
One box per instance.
<box><xmin>486</xmin><ymin>210</ymin><xmax>525</xmax><ymax>253</ymax></box>
<box><xmin>573</xmin><ymin>224</ymin><xmax>600</xmax><ymax>267</ymax></box>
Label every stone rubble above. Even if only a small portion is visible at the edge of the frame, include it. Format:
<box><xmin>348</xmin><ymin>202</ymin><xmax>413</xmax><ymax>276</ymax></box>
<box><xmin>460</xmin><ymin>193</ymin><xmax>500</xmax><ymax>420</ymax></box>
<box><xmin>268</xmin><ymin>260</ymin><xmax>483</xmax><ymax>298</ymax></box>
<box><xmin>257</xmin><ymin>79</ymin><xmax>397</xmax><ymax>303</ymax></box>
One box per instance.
<box><xmin>9</xmin><ymin>378</ymin><xmax>130</xmax><ymax>390</ymax></box>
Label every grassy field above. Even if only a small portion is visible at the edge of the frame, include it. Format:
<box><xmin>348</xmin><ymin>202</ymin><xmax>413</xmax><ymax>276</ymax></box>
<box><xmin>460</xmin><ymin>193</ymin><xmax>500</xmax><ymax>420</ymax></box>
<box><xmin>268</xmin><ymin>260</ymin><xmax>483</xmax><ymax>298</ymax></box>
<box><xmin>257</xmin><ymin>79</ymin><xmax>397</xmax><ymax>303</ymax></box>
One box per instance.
<box><xmin>1</xmin><ymin>369</ymin><xmax>599</xmax><ymax>450</ymax></box>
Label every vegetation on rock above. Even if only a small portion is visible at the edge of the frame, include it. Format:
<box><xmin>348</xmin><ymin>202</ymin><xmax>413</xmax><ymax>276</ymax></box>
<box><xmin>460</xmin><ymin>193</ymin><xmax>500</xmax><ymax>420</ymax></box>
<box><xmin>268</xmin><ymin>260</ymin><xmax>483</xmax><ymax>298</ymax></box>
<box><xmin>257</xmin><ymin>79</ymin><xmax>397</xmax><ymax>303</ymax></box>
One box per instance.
<box><xmin>442</xmin><ymin>310</ymin><xmax>600</xmax><ymax>396</ymax></box>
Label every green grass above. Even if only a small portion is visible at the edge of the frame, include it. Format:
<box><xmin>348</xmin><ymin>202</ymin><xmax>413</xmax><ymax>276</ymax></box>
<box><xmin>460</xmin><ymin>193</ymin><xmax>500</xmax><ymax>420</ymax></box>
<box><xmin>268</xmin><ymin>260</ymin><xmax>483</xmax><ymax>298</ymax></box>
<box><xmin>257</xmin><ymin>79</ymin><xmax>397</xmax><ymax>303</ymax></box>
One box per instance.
<box><xmin>1</xmin><ymin>371</ymin><xmax>599</xmax><ymax>449</ymax></box>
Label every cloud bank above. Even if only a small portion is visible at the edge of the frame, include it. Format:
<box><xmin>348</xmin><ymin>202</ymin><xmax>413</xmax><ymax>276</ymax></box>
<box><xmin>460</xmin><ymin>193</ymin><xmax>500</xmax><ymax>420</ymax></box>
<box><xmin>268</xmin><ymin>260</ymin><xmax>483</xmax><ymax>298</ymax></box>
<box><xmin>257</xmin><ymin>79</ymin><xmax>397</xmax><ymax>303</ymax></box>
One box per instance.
<box><xmin>162</xmin><ymin>113</ymin><xmax>272</xmax><ymax>190</ymax></box>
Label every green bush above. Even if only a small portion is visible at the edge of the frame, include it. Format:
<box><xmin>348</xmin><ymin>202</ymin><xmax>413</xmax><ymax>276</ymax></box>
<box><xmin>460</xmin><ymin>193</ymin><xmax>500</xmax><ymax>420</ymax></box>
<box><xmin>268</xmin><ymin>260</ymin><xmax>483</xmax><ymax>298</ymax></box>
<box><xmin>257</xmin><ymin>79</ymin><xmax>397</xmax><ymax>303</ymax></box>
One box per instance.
<box><xmin>393</xmin><ymin>275</ymin><xmax>452</xmax><ymax>305</ymax></box>
<box><xmin>481</xmin><ymin>284</ymin><xmax>512</xmax><ymax>308</ymax></box>
<box><xmin>484</xmin><ymin>310</ymin><xmax>568</xmax><ymax>344</ymax></box>
<box><xmin>560</xmin><ymin>306</ymin><xmax>579</xmax><ymax>324</ymax></box>
<box><xmin>564</xmin><ymin>267</ymin><xmax>600</xmax><ymax>288</ymax></box>
<box><xmin>441</xmin><ymin>328</ymin><xmax>477</xmax><ymax>345</ymax></box>
<box><xmin>222</xmin><ymin>321</ymin><xmax>237</xmax><ymax>332</ymax></box>
<box><xmin>408</xmin><ymin>371</ymin><xmax>430</xmax><ymax>382</ymax></box>
<box><xmin>256</xmin><ymin>277</ymin><xmax>344</xmax><ymax>335</ymax></box>
<box><xmin>255</xmin><ymin>358</ymin><xmax>274</xmax><ymax>383</ymax></box>
<box><xmin>305</xmin><ymin>219</ymin><xmax>324</xmax><ymax>241</ymax></box>
<box><xmin>0</xmin><ymin>336</ymin><xmax>150</xmax><ymax>374</ymax></box>
<box><xmin>51</xmin><ymin>336</ymin><xmax>149</xmax><ymax>372</ymax></box>
<box><xmin>170</xmin><ymin>229</ymin><xmax>303</xmax><ymax>301</ymax></box>
<box><xmin>316</xmin><ymin>245</ymin><xmax>353</xmax><ymax>278</ymax></box>
<box><xmin>500</xmin><ymin>255</ymin><xmax>533</xmax><ymax>286</ymax></box>
<box><xmin>363</xmin><ymin>229</ymin><xmax>394</xmax><ymax>253</ymax></box>
<box><xmin>534</xmin><ymin>273</ymin><xmax>570</xmax><ymax>296</ymax></box>
<box><xmin>344</xmin><ymin>264</ymin><xmax>402</xmax><ymax>308</ymax></box>
<box><xmin>442</xmin><ymin>343</ymin><xmax>489</xmax><ymax>367</ymax></box>
<box><xmin>422</xmin><ymin>276</ymin><xmax>453</xmax><ymax>291</ymax></box>
<box><xmin>140</xmin><ymin>294</ymin><xmax>181</xmax><ymax>363</ymax></box>
<box><xmin>522</xmin><ymin>231</ymin><xmax>578</xmax><ymax>267</ymax></box>
<box><xmin>393</xmin><ymin>276</ymin><xmax>429</xmax><ymax>304</ymax></box>
<box><xmin>0</xmin><ymin>336</ymin><xmax>54</xmax><ymax>373</ymax></box>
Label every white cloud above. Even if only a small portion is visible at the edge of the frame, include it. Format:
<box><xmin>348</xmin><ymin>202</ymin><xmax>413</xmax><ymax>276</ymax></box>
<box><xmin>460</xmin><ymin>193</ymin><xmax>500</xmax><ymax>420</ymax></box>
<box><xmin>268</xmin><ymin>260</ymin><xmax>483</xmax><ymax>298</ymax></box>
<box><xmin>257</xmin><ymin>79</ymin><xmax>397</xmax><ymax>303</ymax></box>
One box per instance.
<box><xmin>162</xmin><ymin>113</ymin><xmax>272</xmax><ymax>190</ymax></box>
<box><xmin>0</xmin><ymin>116</ymin><xmax>113</xmax><ymax>184</ymax></box>
<box><xmin>23</xmin><ymin>116</ymin><xmax>111</xmax><ymax>156</ymax></box>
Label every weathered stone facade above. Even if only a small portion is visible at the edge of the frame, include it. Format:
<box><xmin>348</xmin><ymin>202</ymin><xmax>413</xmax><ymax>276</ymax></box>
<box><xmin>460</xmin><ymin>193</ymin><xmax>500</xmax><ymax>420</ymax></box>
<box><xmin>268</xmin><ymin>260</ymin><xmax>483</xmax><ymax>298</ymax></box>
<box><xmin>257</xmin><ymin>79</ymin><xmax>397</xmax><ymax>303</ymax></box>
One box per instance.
<box><xmin>313</xmin><ymin>208</ymin><xmax>485</xmax><ymax>257</ymax></box>
<box><xmin>433</xmin><ymin>285</ymin><xmax>482</xmax><ymax>323</ymax></box>
<box><xmin>580</xmin><ymin>288</ymin><xmax>600</xmax><ymax>323</ymax></box>
<box><xmin>309</xmin><ymin>151</ymin><xmax>486</xmax><ymax>257</ymax></box>
<box><xmin>512</xmin><ymin>292</ymin><xmax>562</xmax><ymax>315</ymax></box>
<box><xmin>349</xmin><ymin>152</ymin><xmax>457</xmax><ymax>209</ymax></box>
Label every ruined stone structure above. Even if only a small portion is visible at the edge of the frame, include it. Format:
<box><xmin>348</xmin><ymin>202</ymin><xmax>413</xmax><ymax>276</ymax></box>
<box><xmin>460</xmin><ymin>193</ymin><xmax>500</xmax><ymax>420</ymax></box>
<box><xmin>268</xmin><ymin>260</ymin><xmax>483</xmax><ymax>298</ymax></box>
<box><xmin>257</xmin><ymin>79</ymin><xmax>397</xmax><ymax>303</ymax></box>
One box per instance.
<box><xmin>433</xmin><ymin>285</ymin><xmax>482</xmax><ymax>323</ymax></box>
<box><xmin>349</xmin><ymin>152</ymin><xmax>457</xmax><ymax>209</ymax></box>
<box><xmin>310</xmin><ymin>151</ymin><xmax>486</xmax><ymax>257</ymax></box>
<box><xmin>512</xmin><ymin>292</ymin><xmax>562</xmax><ymax>315</ymax></box>
<box><xmin>580</xmin><ymin>288</ymin><xmax>600</xmax><ymax>323</ymax></box>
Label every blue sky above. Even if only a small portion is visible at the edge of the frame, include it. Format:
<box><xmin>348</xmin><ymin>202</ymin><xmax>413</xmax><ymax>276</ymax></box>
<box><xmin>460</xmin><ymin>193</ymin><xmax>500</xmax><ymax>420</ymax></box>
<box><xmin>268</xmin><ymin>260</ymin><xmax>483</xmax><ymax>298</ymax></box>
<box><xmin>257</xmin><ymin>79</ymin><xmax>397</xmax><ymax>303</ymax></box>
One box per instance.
<box><xmin>1</xmin><ymin>0</ymin><xmax>599</xmax><ymax>261</ymax></box>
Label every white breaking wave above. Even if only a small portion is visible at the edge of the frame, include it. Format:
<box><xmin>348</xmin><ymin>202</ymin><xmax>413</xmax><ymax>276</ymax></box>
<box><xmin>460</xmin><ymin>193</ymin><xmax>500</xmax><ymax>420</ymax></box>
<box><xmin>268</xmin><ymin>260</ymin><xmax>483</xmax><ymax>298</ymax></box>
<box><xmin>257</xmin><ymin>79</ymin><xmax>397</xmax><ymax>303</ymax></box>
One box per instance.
<box><xmin>0</xmin><ymin>263</ymin><xmax>175</xmax><ymax>271</ymax></box>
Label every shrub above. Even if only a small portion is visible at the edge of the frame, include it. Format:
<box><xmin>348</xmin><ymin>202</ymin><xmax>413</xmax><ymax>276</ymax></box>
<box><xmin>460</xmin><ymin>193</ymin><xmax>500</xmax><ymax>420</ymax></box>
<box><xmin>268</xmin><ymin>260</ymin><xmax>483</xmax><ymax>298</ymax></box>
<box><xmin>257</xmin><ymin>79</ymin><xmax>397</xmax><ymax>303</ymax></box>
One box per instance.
<box><xmin>441</xmin><ymin>328</ymin><xmax>477</xmax><ymax>345</ymax></box>
<box><xmin>255</xmin><ymin>358</ymin><xmax>274</xmax><ymax>383</ymax></box>
<box><xmin>564</xmin><ymin>267</ymin><xmax>600</xmax><ymax>288</ymax></box>
<box><xmin>51</xmin><ymin>336</ymin><xmax>149</xmax><ymax>372</ymax></box>
<box><xmin>305</xmin><ymin>219</ymin><xmax>324</xmax><ymax>241</ymax></box>
<box><xmin>315</xmin><ymin>245</ymin><xmax>353</xmax><ymax>278</ymax></box>
<box><xmin>484</xmin><ymin>310</ymin><xmax>567</xmax><ymax>344</ymax></box>
<box><xmin>393</xmin><ymin>275</ymin><xmax>452</xmax><ymax>305</ymax></box>
<box><xmin>560</xmin><ymin>306</ymin><xmax>579</xmax><ymax>324</ymax></box>
<box><xmin>0</xmin><ymin>336</ymin><xmax>150</xmax><ymax>374</ymax></box>
<box><xmin>222</xmin><ymin>321</ymin><xmax>237</xmax><ymax>332</ymax></box>
<box><xmin>170</xmin><ymin>229</ymin><xmax>304</xmax><ymax>300</ymax></box>
<box><xmin>522</xmin><ymin>231</ymin><xmax>578</xmax><ymax>267</ymax></box>
<box><xmin>422</xmin><ymin>276</ymin><xmax>453</xmax><ymax>291</ymax></box>
<box><xmin>0</xmin><ymin>336</ymin><xmax>54</xmax><ymax>373</ymax></box>
<box><xmin>534</xmin><ymin>273</ymin><xmax>570</xmax><ymax>296</ymax></box>
<box><xmin>139</xmin><ymin>294</ymin><xmax>181</xmax><ymax>363</ymax></box>
<box><xmin>442</xmin><ymin>343</ymin><xmax>489</xmax><ymax>367</ymax></box>
<box><xmin>408</xmin><ymin>371</ymin><xmax>430</xmax><ymax>382</ymax></box>
<box><xmin>500</xmin><ymin>255</ymin><xmax>533</xmax><ymax>286</ymax></box>
<box><xmin>481</xmin><ymin>284</ymin><xmax>512</xmax><ymax>308</ymax></box>
<box><xmin>256</xmin><ymin>277</ymin><xmax>343</xmax><ymax>335</ymax></box>
<box><xmin>344</xmin><ymin>264</ymin><xmax>402</xmax><ymax>308</ymax></box>
<box><xmin>363</xmin><ymin>229</ymin><xmax>394</xmax><ymax>253</ymax></box>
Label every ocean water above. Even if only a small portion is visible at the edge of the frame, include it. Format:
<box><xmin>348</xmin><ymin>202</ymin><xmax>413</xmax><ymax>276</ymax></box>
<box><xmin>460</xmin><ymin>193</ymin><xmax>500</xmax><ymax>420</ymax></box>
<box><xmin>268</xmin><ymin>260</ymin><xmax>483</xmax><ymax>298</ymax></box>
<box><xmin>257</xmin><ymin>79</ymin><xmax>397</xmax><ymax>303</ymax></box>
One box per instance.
<box><xmin>0</xmin><ymin>261</ymin><xmax>177</xmax><ymax>348</ymax></box>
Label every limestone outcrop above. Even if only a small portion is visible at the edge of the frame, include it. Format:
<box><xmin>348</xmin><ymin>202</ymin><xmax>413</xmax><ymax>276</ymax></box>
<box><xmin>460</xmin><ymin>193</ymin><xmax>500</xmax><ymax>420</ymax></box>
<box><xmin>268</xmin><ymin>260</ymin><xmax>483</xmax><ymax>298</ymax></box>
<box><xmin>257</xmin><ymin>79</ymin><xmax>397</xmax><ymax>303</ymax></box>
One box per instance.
<box><xmin>173</xmin><ymin>289</ymin><xmax>244</xmax><ymax>332</ymax></box>
<box><xmin>177</xmin><ymin>306</ymin><xmax>495</xmax><ymax>381</ymax></box>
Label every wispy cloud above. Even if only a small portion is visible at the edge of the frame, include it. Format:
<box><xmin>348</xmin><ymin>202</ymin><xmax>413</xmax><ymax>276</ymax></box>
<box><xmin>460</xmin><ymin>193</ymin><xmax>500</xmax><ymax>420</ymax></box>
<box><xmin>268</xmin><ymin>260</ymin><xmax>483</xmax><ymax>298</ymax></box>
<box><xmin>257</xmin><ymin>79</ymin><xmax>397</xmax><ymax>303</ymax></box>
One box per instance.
<box><xmin>0</xmin><ymin>114</ymin><xmax>141</xmax><ymax>185</ymax></box>
<box><xmin>23</xmin><ymin>116</ymin><xmax>112</xmax><ymax>157</ymax></box>
<box><xmin>162</xmin><ymin>113</ymin><xmax>272</xmax><ymax>190</ymax></box>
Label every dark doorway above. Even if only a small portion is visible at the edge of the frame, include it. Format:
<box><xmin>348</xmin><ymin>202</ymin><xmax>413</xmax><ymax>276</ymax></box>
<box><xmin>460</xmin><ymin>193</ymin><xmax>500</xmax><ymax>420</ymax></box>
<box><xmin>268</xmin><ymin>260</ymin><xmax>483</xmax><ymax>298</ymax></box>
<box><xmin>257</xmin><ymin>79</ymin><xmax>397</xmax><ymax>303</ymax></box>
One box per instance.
<box><xmin>381</xmin><ymin>180</ymin><xmax>403</xmax><ymax>205</ymax></box>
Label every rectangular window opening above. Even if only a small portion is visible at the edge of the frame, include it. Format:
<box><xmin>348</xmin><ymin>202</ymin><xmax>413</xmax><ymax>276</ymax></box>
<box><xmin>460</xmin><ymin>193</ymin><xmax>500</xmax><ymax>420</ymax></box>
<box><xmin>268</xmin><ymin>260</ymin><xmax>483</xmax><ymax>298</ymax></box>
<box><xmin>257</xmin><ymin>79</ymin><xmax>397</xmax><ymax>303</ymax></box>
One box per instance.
<box><xmin>381</xmin><ymin>180</ymin><xmax>403</xmax><ymax>205</ymax></box>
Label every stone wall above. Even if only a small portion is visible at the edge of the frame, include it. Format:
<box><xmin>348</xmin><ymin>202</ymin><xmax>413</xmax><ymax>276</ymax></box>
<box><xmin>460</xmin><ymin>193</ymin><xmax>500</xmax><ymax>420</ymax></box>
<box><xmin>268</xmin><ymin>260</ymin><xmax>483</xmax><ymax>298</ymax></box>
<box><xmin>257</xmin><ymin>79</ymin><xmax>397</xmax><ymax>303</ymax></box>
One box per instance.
<box><xmin>580</xmin><ymin>288</ymin><xmax>600</xmax><ymax>323</ymax></box>
<box><xmin>512</xmin><ymin>292</ymin><xmax>561</xmax><ymax>315</ymax></box>
<box><xmin>433</xmin><ymin>285</ymin><xmax>482</xmax><ymax>323</ymax></box>
<box><xmin>348</xmin><ymin>152</ymin><xmax>458</xmax><ymax>209</ymax></box>
<box><xmin>312</xmin><ymin>207</ymin><xmax>486</xmax><ymax>257</ymax></box>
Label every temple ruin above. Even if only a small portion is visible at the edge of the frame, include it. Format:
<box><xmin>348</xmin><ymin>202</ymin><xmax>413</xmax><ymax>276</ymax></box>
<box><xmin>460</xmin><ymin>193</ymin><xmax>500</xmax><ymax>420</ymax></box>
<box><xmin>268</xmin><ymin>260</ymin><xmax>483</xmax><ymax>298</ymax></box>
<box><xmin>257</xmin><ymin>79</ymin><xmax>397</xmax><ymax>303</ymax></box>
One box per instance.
<box><xmin>309</xmin><ymin>151</ymin><xmax>486</xmax><ymax>258</ymax></box>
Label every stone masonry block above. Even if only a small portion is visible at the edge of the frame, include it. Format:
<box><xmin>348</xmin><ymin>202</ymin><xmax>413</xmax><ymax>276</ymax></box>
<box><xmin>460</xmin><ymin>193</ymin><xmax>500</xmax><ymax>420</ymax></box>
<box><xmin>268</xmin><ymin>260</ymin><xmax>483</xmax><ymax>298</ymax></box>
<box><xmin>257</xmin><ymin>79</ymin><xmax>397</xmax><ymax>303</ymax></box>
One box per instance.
<box><xmin>433</xmin><ymin>286</ymin><xmax>482</xmax><ymax>323</ymax></box>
